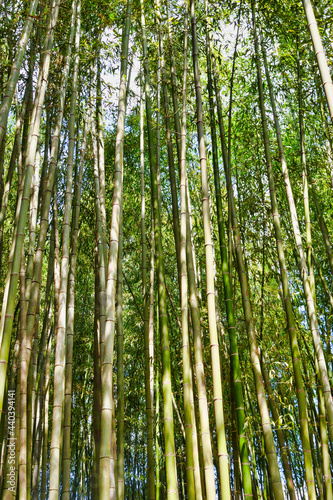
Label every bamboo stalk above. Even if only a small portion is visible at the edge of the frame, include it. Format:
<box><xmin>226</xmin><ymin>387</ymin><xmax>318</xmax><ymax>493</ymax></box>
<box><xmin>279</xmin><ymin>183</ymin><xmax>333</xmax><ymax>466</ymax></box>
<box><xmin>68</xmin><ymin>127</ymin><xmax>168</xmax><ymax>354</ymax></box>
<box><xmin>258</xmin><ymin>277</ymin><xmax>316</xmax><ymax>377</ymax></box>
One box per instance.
<box><xmin>206</xmin><ymin>25</ymin><xmax>252</xmax><ymax>500</ymax></box>
<box><xmin>260</xmin><ymin>24</ymin><xmax>333</xmax><ymax>450</ymax></box>
<box><xmin>140</xmin><ymin>78</ymin><xmax>155</xmax><ymax>499</ymax></box>
<box><xmin>116</xmin><ymin>207</ymin><xmax>124</xmax><ymax>500</ymax></box>
<box><xmin>62</xmin><ymin>111</ymin><xmax>87</xmax><ymax>500</ymax></box>
<box><xmin>0</xmin><ymin>0</ymin><xmax>39</xmax><ymax>149</ymax></box>
<box><xmin>179</xmin><ymin>1</ymin><xmax>195</xmax><ymax>496</ymax></box>
<box><xmin>0</xmin><ymin>0</ymin><xmax>62</xmax><ymax>431</ymax></box>
<box><xmin>141</xmin><ymin>0</ymin><xmax>179</xmax><ymax>496</ymax></box>
<box><xmin>213</xmin><ymin>19</ymin><xmax>283</xmax><ymax>498</ymax></box>
<box><xmin>190</xmin><ymin>1</ymin><xmax>230</xmax><ymax>496</ymax></box>
<box><xmin>99</xmin><ymin>1</ymin><xmax>132</xmax><ymax>497</ymax></box>
<box><xmin>252</xmin><ymin>5</ymin><xmax>316</xmax><ymax>496</ymax></box>
<box><xmin>302</xmin><ymin>0</ymin><xmax>333</xmax><ymax>123</ymax></box>
<box><xmin>49</xmin><ymin>2</ymin><xmax>80</xmax><ymax>496</ymax></box>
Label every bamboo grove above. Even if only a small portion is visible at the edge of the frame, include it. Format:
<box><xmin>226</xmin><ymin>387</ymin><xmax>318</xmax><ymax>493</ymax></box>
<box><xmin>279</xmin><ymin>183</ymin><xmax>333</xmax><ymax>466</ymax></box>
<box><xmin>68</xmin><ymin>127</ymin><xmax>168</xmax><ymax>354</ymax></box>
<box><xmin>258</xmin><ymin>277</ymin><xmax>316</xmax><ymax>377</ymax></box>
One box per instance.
<box><xmin>0</xmin><ymin>0</ymin><xmax>333</xmax><ymax>497</ymax></box>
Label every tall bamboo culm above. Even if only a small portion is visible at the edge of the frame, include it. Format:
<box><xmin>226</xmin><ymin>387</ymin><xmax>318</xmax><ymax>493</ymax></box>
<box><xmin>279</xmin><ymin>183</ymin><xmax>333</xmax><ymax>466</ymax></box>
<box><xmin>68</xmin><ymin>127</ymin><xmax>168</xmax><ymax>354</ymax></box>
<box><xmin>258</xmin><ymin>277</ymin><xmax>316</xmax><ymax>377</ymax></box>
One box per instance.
<box><xmin>141</xmin><ymin>0</ymin><xmax>179</xmax><ymax>497</ymax></box>
<box><xmin>260</xmin><ymin>20</ymin><xmax>333</xmax><ymax>450</ymax></box>
<box><xmin>206</xmin><ymin>25</ymin><xmax>252</xmax><ymax>500</ymax></box>
<box><xmin>116</xmin><ymin>207</ymin><xmax>124</xmax><ymax>500</ymax></box>
<box><xmin>49</xmin><ymin>2</ymin><xmax>80</xmax><ymax>497</ymax></box>
<box><xmin>212</xmin><ymin>26</ymin><xmax>284</xmax><ymax>500</ymax></box>
<box><xmin>99</xmin><ymin>0</ymin><xmax>132</xmax><ymax>497</ymax></box>
<box><xmin>302</xmin><ymin>0</ymin><xmax>333</xmax><ymax>123</ymax></box>
<box><xmin>0</xmin><ymin>0</ymin><xmax>39</xmax><ymax>149</ymax></box>
<box><xmin>252</xmin><ymin>4</ymin><xmax>316</xmax><ymax>497</ymax></box>
<box><xmin>297</xmin><ymin>50</ymin><xmax>333</xmax><ymax>499</ymax></box>
<box><xmin>190</xmin><ymin>0</ymin><xmax>230</xmax><ymax>497</ymax></box>
<box><xmin>179</xmin><ymin>1</ymin><xmax>195</xmax><ymax>497</ymax></box>
<box><xmin>167</xmin><ymin>17</ymin><xmax>215</xmax><ymax>499</ymax></box>
<box><xmin>62</xmin><ymin>112</ymin><xmax>87</xmax><ymax>500</ymax></box>
<box><xmin>140</xmin><ymin>79</ymin><xmax>155</xmax><ymax>499</ymax></box>
<box><xmin>0</xmin><ymin>0</ymin><xmax>61</xmax><ymax>455</ymax></box>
